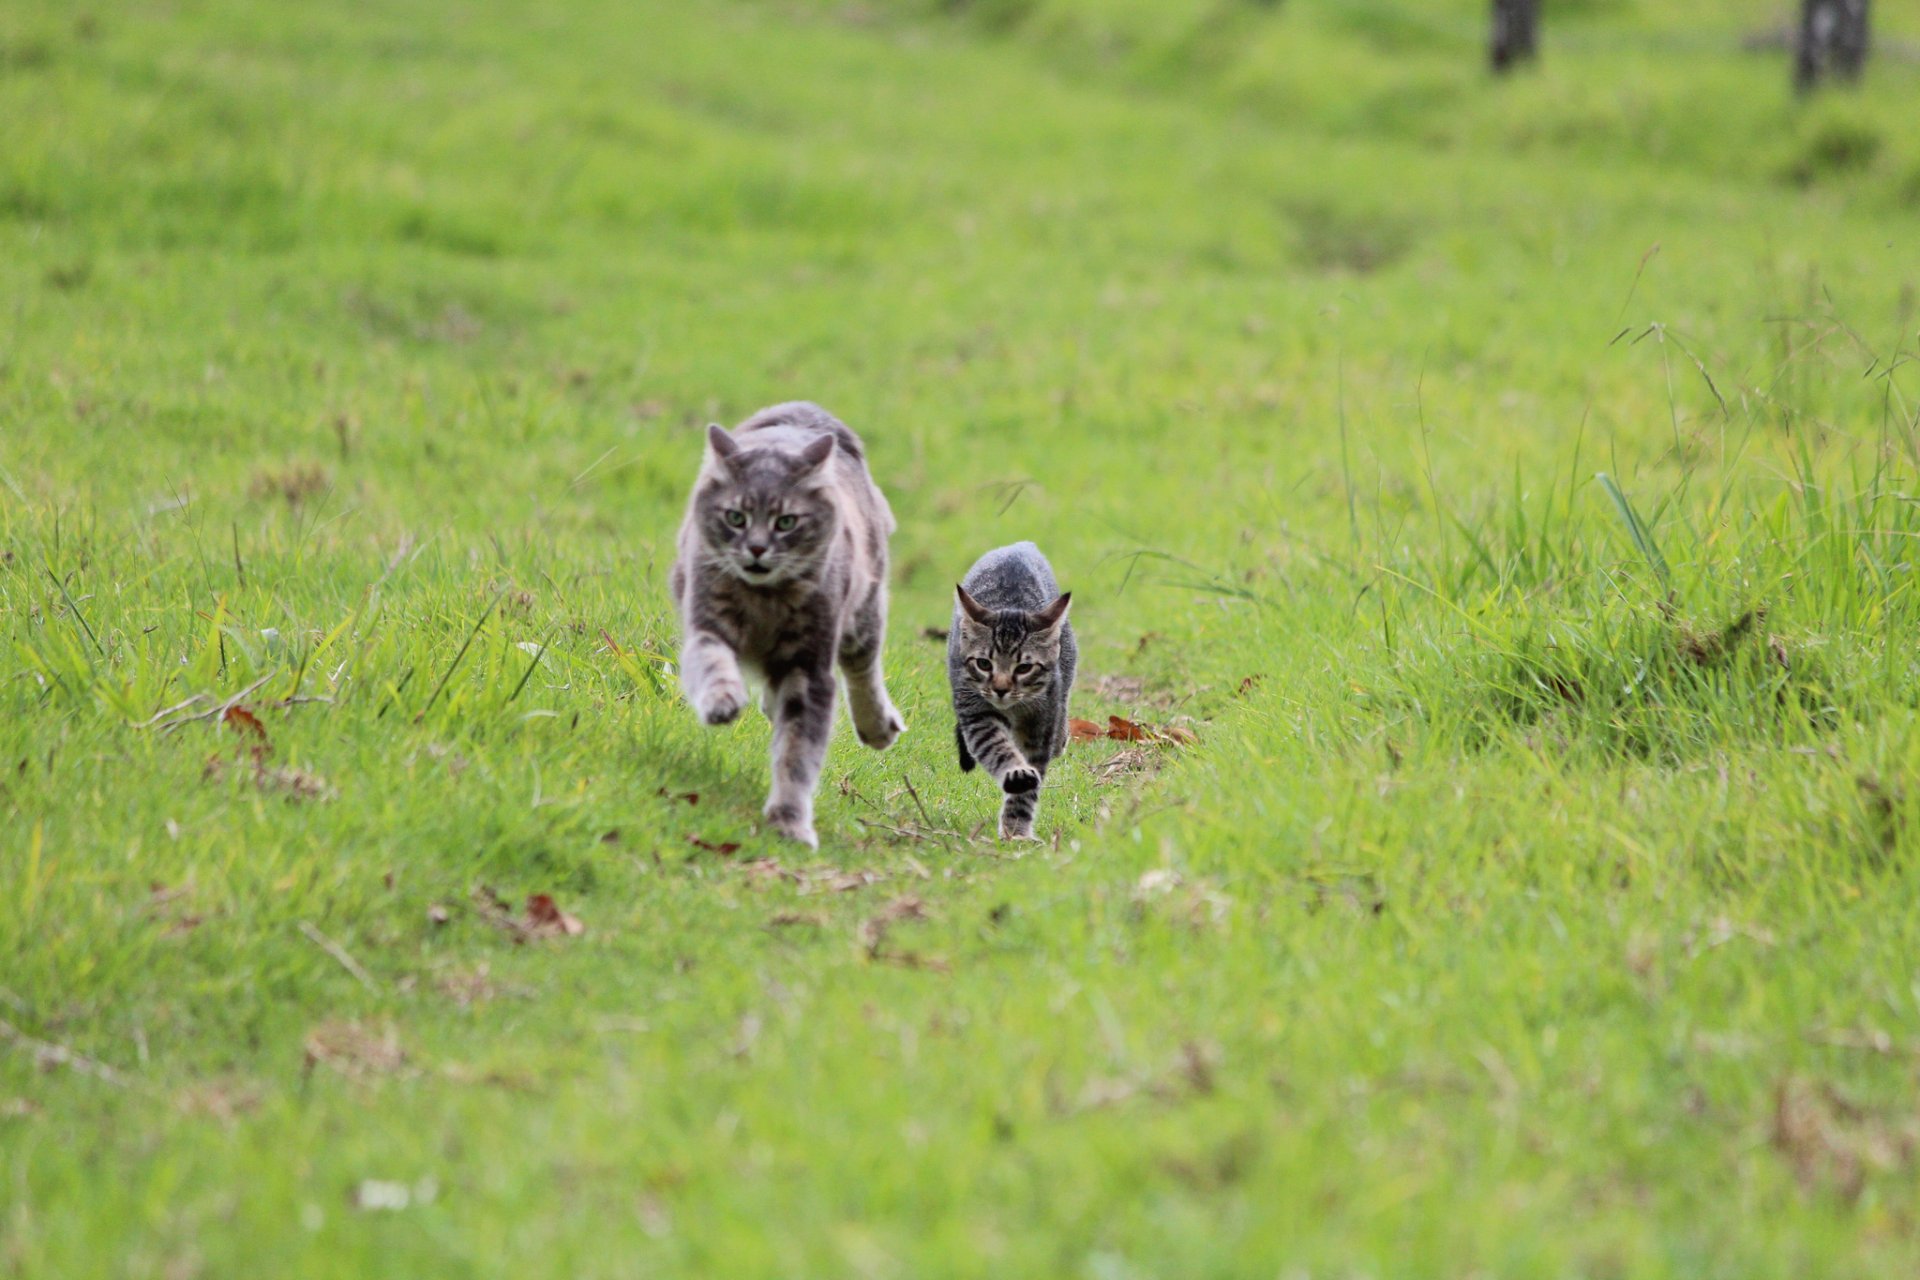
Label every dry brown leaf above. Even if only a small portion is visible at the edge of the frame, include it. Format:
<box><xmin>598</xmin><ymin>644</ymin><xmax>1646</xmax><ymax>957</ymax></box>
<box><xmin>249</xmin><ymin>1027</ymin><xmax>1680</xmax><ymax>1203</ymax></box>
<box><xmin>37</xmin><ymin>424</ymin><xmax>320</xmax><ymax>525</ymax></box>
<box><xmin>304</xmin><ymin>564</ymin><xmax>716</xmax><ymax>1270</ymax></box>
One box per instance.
<box><xmin>767</xmin><ymin>910</ymin><xmax>827</xmax><ymax>929</ymax></box>
<box><xmin>525</xmin><ymin>893</ymin><xmax>585</xmax><ymax>938</ymax></box>
<box><xmin>303</xmin><ymin>1019</ymin><xmax>405</xmax><ymax>1079</ymax></box>
<box><xmin>688</xmin><ymin>836</ymin><xmax>741</xmax><ymax>857</ymax></box>
<box><xmin>1095</xmin><ymin>748</ymin><xmax>1156</xmax><ymax>785</ymax></box>
<box><xmin>222</xmin><ymin>704</ymin><xmax>268</xmax><ymax>742</ymax></box>
<box><xmin>1068</xmin><ymin>718</ymin><xmax>1104</xmax><ymax>744</ymax></box>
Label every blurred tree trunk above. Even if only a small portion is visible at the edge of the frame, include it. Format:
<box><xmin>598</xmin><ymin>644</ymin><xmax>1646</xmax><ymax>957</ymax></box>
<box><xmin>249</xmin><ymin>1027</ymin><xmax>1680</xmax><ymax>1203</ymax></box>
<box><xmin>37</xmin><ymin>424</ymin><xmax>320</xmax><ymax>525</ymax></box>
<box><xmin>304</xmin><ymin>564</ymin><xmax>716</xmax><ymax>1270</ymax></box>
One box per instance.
<box><xmin>1490</xmin><ymin>0</ymin><xmax>1539</xmax><ymax>73</ymax></box>
<box><xmin>1795</xmin><ymin>0</ymin><xmax>1870</xmax><ymax>92</ymax></box>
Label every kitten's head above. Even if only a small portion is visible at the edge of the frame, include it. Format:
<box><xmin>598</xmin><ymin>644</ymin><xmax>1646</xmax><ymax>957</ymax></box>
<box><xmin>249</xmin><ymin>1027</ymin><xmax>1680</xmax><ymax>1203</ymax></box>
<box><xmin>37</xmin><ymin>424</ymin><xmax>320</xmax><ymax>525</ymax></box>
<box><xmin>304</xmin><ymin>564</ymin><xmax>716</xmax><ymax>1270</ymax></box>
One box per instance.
<box><xmin>694</xmin><ymin>424</ymin><xmax>839</xmax><ymax>585</ymax></box>
<box><xmin>953</xmin><ymin>585</ymin><xmax>1071</xmax><ymax>708</ymax></box>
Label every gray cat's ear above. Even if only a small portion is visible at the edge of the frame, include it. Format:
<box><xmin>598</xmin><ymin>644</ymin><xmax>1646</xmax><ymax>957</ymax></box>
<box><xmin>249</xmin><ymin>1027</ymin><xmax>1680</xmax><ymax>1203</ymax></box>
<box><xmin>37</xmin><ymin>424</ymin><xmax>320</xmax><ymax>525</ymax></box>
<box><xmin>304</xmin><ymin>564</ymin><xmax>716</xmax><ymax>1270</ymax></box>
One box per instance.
<box><xmin>706</xmin><ymin>423</ymin><xmax>741</xmax><ymax>468</ymax></box>
<box><xmin>1031</xmin><ymin>592</ymin><xmax>1071</xmax><ymax>634</ymax></box>
<box><xmin>955</xmin><ymin>584</ymin><xmax>993</xmax><ymax>626</ymax></box>
<box><xmin>795</xmin><ymin>435</ymin><xmax>834</xmax><ymax>473</ymax></box>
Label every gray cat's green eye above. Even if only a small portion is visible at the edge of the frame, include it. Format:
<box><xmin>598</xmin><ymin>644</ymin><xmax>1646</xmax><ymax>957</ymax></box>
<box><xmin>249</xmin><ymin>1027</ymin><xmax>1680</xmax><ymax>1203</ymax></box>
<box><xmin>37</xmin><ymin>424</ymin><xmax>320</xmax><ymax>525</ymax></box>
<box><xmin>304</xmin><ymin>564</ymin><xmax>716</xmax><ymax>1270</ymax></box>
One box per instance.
<box><xmin>1014</xmin><ymin>662</ymin><xmax>1035</xmax><ymax>676</ymax></box>
<box><xmin>723</xmin><ymin>509</ymin><xmax>747</xmax><ymax>529</ymax></box>
<box><xmin>970</xmin><ymin>657</ymin><xmax>991</xmax><ymax>673</ymax></box>
<box><xmin>773</xmin><ymin>514</ymin><xmax>798</xmax><ymax>532</ymax></box>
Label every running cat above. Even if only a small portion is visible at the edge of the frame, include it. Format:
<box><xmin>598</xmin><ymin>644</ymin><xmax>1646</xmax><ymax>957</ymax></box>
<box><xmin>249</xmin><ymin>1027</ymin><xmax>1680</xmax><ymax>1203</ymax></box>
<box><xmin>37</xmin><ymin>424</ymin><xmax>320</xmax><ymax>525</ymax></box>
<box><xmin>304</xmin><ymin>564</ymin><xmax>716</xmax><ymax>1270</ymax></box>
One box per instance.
<box><xmin>948</xmin><ymin>542</ymin><xmax>1076</xmax><ymax>840</ymax></box>
<box><xmin>671</xmin><ymin>402</ymin><xmax>905</xmax><ymax>848</ymax></box>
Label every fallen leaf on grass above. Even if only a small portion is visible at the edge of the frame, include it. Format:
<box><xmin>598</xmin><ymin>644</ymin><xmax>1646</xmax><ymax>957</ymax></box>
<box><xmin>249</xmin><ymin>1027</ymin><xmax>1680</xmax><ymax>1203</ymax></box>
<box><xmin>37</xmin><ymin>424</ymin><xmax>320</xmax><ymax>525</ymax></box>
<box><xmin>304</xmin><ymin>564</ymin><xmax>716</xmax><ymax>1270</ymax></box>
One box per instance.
<box><xmin>525</xmin><ymin>893</ymin><xmax>585</xmax><ymax>938</ymax></box>
<box><xmin>1086</xmin><ymin>674</ymin><xmax>1145</xmax><ymax>703</ymax></box>
<box><xmin>174</xmin><ymin>1078</ymin><xmax>263</xmax><ymax>1123</ymax></box>
<box><xmin>1131</xmin><ymin>869</ymin><xmax>1232</xmax><ymax>929</ymax></box>
<box><xmin>435</xmin><ymin>963</ymin><xmax>533</xmax><ymax>1009</ymax></box>
<box><xmin>858</xmin><ymin>895</ymin><xmax>946</xmax><ymax>971</ymax></box>
<box><xmin>740</xmin><ymin>858</ymin><xmax>789</xmax><ymax>886</ymax></box>
<box><xmin>688</xmin><ymin>836</ymin><xmax>741</xmax><ymax>857</ymax></box>
<box><xmin>1072</xmin><ymin>716</ymin><xmax>1197</xmax><ymax>747</ymax></box>
<box><xmin>1059</xmin><ymin>1040</ymin><xmax>1222</xmax><ymax>1116</ymax></box>
<box><xmin>426</xmin><ymin>904</ymin><xmax>450</xmax><ymax>926</ymax></box>
<box><xmin>1094</xmin><ymin>748</ymin><xmax>1156</xmax><ymax>784</ymax></box>
<box><xmin>766</xmin><ymin>910</ymin><xmax>827</xmax><ymax>929</ymax></box>
<box><xmin>304</xmin><ymin>1020</ymin><xmax>405</xmax><ymax>1080</ymax></box>
<box><xmin>469</xmin><ymin>885</ymin><xmax>585</xmax><ymax>943</ymax></box>
<box><xmin>223</xmin><ymin>704</ymin><xmax>268</xmax><ymax>741</ymax></box>
<box><xmin>1068</xmin><ymin>718</ymin><xmax>1104</xmax><ymax>743</ymax></box>
<box><xmin>803</xmin><ymin>867</ymin><xmax>885</xmax><ymax>895</ymax></box>
<box><xmin>655</xmin><ymin>789</ymin><xmax>700</xmax><ymax>806</ymax></box>
<box><xmin>1770</xmin><ymin>1075</ymin><xmax>1919</xmax><ymax>1203</ymax></box>
<box><xmin>1237</xmin><ymin>674</ymin><xmax>1265</xmax><ymax>696</ymax></box>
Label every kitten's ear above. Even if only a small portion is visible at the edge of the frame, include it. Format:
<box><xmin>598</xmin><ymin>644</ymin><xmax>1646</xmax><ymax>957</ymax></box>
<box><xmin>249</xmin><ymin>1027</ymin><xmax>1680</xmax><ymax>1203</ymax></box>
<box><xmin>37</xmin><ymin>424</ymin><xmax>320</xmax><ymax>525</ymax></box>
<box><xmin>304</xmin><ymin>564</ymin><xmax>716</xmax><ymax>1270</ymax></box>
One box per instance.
<box><xmin>706</xmin><ymin>423</ymin><xmax>740</xmax><ymax>467</ymax></box>
<box><xmin>955</xmin><ymin>585</ymin><xmax>993</xmax><ymax>626</ymax></box>
<box><xmin>1031</xmin><ymin>592</ymin><xmax>1072</xmax><ymax>634</ymax></box>
<box><xmin>795</xmin><ymin>435</ymin><xmax>835</xmax><ymax>473</ymax></box>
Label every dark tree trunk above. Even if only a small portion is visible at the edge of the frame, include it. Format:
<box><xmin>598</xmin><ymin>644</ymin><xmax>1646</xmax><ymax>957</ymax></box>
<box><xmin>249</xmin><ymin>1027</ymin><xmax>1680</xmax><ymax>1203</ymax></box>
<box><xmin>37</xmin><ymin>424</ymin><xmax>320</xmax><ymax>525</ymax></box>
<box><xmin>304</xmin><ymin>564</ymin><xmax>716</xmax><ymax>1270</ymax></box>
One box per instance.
<box><xmin>1490</xmin><ymin>0</ymin><xmax>1539</xmax><ymax>74</ymax></box>
<box><xmin>1795</xmin><ymin>0</ymin><xmax>1870</xmax><ymax>93</ymax></box>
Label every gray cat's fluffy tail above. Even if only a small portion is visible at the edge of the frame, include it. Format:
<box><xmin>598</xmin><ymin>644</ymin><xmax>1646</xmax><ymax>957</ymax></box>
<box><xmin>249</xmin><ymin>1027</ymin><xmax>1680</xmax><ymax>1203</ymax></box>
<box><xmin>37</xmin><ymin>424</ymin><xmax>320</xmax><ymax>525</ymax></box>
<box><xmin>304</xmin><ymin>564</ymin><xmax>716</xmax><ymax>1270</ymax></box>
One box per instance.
<box><xmin>955</xmin><ymin>721</ymin><xmax>976</xmax><ymax>772</ymax></box>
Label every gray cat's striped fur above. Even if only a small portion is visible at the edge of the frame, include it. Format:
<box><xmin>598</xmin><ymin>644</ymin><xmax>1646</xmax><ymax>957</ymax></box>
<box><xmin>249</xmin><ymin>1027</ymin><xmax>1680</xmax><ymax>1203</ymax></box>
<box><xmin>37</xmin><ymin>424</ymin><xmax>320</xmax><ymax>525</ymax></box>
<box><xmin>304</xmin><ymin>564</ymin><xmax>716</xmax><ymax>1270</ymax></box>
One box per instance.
<box><xmin>671</xmin><ymin>402</ymin><xmax>904</xmax><ymax>848</ymax></box>
<box><xmin>948</xmin><ymin>542</ymin><xmax>1076</xmax><ymax>840</ymax></box>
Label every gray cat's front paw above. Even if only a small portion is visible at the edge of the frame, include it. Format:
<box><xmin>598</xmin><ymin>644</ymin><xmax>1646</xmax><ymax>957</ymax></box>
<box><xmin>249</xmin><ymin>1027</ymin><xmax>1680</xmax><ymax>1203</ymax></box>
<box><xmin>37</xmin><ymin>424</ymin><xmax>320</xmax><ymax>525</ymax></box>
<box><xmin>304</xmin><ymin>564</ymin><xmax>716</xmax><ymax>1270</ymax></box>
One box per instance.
<box><xmin>764</xmin><ymin>800</ymin><xmax>819</xmax><ymax>850</ymax></box>
<box><xmin>998</xmin><ymin>820</ymin><xmax>1038</xmax><ymax>842</ymax></box>
<box><xmin>1001</xmin><ymin>765</ymin><xmax>1041</xmax><ymax>795</ymax></box>
<box><xmin>856</xmin><ymin>705</ymin><xmax>906</xmax><ymax>751</ymax></box>
<box><xmin>696</xmin><ymin>680</ymin><xmax>747</xmax><ymax>726</ymax></box>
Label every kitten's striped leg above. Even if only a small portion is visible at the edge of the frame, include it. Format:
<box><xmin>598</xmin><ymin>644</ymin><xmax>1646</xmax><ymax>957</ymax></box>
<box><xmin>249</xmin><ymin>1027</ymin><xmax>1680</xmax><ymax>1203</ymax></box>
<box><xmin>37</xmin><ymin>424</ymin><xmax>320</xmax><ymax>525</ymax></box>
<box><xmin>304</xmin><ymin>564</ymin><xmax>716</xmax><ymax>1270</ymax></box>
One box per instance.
<box><xmin>680</xmin><ymin>629</ymin><xmax>747</xmax><ymax>726</ymax></box>
<box><xmin>959</xmin><ymin>715</ymin><xmax>1042</xmax><ymax>801</ymax></box>
<box><xmin>998</xmin><ymin>769</ymin><xmax>1043</xmax><ymax>842</ymax></box>
<box><xmin>763</xmin><ymin>660</ymin><xmax>836</xmax><ymax>849</ymax></box>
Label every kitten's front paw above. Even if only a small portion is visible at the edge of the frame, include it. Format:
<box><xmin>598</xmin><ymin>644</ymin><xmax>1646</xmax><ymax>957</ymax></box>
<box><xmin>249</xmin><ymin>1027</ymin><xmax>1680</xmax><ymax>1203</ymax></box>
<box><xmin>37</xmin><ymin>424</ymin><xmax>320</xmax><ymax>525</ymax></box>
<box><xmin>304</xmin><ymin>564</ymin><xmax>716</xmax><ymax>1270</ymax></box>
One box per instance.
<box><xmin>695</xmin><ymin>681</ymin><xmax>747</xmax><ymax>726</ymax></box>
<box><xmin>764</xmin><ymin>801</ymin><xmax>819</xmax><ymax>850</ymax></box>
<box><xmin>856</xmin><ymin>705</ymin><xmax>906</xmax><ymax>751</ymax></box>
<box><xmin>998</xmin><ymin>821</ymin><xmax>1038</xmax><ymax>842</ymax></box>
<box><xmin>1001</xmin><ymin>765</ymin><xmax>1041</xmax><ymax>795</ymax></box>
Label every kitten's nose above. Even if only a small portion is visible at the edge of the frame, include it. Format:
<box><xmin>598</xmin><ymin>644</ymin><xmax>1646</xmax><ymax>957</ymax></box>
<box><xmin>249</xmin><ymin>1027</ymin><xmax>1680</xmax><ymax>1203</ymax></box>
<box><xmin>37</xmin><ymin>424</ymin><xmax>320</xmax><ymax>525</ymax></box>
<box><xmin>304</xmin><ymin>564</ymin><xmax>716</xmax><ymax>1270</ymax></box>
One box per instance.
<box><xmin>746</xmin><ymin>543</ymin><xmax>769</xmax><ymax>559</ymax></box>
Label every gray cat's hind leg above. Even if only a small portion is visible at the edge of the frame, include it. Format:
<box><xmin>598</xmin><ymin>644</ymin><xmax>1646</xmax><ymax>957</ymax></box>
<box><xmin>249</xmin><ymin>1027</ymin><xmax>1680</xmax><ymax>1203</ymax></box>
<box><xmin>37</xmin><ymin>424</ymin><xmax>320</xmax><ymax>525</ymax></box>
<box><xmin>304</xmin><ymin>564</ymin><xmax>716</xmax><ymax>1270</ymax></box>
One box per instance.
<box><xmin>838</xmin><ymin>595</ymin><xmax>904</xmax><ymax>751</ymax></box>
<box><xmin>763</xmin><ymin>656</ymin><xmax>838</xmax><ymax>849</ymax></box>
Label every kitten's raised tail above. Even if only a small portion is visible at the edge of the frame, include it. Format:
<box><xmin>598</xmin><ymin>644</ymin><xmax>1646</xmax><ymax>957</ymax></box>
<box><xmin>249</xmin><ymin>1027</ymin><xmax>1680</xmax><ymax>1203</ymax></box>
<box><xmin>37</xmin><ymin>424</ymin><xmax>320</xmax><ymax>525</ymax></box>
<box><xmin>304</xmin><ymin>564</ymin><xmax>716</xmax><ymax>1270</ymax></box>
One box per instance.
<box><xmin>955</xmin><ymin>721</ymin><xmax>976</xmax><ymax>772</ymax></box>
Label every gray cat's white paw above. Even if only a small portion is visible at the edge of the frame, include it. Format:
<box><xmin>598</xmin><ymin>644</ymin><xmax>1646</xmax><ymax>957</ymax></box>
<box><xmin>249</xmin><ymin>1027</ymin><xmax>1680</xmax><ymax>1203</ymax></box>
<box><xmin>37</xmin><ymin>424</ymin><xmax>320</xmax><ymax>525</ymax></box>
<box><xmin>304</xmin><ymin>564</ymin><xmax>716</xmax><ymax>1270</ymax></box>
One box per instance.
<box><xmin>696</xmin><ymin>681</ymin><xmax>747</xmax><ymax>726</ymax></box>
<box><xmin>998</xmin><ymin>822</ymin><xmax>1038</xmax><ymax>843</ymax></box>
<box><xmin>764</xmin><ymin>801</ymin><xmax>819</xmax><ymax>850</ymax></box>
<box><xmin>856</xmin><ymin>705</ymin><xmax>905</xmax><ymax>751</ymax></box>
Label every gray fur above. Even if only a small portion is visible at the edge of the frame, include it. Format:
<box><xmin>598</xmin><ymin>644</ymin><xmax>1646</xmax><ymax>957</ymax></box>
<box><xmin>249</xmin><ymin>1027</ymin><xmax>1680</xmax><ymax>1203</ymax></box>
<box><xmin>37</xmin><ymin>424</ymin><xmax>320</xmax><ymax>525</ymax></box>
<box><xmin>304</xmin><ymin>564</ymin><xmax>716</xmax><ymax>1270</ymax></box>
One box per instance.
<box><xmin>671</xmin><ymin>401</ymin><xmax>904</xmax><ymax>849</ymax></box>
<box><xmin>947</xmin><ymin>541</ymin><xmax>1076</xmax><ymax>841</ymax></box>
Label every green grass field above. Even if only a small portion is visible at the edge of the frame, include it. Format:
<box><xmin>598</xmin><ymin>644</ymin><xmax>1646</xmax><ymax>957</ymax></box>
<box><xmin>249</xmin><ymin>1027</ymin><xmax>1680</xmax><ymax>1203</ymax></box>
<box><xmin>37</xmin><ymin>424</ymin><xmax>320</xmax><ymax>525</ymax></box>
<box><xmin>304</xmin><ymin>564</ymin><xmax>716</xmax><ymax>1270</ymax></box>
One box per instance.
<box><xmin>6</xmin><ymin>0</ymin><xmax>1920</xmax><ymax>1273</ymax></box>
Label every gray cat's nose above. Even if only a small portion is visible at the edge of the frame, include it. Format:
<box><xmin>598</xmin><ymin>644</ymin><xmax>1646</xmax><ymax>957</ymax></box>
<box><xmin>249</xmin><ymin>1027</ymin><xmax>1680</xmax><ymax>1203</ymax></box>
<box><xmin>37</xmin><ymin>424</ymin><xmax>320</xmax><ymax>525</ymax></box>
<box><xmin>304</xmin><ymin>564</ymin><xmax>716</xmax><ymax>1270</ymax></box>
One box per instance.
<box><xmin>746</xmin><ymin>543</ymin><xmax>769</xmax><ymax>558</ymax></box>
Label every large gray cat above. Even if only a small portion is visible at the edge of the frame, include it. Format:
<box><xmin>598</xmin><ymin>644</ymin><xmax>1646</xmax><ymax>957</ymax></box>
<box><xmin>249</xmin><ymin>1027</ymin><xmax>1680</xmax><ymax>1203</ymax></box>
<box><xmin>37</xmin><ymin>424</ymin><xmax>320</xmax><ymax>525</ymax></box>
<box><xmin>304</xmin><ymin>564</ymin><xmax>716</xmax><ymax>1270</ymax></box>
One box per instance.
<box><xmin>949</xmin><ymin>542</ymin><xmax>1076</xmax><ymax>840</ymax></box>
<box><xmin>670</xmin><ymin>402</ymin><xmax>905</xmax><ymax>848</ymax></box>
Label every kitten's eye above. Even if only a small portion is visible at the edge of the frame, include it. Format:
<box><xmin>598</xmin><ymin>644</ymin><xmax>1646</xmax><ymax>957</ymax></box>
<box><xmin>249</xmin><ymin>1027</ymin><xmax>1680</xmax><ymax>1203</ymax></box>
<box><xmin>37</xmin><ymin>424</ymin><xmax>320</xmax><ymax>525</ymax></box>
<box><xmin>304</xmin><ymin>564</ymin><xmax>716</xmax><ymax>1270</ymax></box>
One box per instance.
<box><xmin>773</xmin><ymin>514</ymin><xmax>798</xmax><ymax>532</ymax></box>
<box><xmin>970</xmin><ymin>657</ymin><xmax>991</xmax><ymax>674</ymax></box>
<box><xmin>723</xmin><ymin>509</ymin><xmax>747</xmax><ymax>529</ymax></box>
<box><xmin>1014</xmin><ymin>663</ymin><xmax>1036</xmax><ymax>676</ymax></box>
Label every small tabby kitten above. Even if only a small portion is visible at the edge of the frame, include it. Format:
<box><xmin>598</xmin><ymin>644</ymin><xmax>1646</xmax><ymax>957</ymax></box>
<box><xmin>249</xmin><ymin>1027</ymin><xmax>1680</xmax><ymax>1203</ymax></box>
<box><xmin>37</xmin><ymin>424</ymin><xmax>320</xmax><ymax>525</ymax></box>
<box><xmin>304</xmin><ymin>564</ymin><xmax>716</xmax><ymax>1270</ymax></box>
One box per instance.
<box><xmin>671</xmin><ymin>402</ymin><xmax>905</xmax><ymax>848</ymax></box>
<box><xmin>948</xmin><ymin>542</ymin><xmax>1076</xmax><ymax>840</ymax></box>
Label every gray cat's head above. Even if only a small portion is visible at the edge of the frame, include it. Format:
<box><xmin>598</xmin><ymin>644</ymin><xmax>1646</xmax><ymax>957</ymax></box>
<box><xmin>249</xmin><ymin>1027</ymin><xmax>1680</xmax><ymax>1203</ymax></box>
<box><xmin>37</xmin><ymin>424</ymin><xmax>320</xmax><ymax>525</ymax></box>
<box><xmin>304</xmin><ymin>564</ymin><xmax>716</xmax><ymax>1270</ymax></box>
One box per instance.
<box><xmin>694</xmin><ymin>424</ymin><xmax>838</xmax><ymax>585</ymax></box>
<box><xmin>953</xmin><ymin>586</ymin><xmax>1071</xmax><ymax>708</ymax></box>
